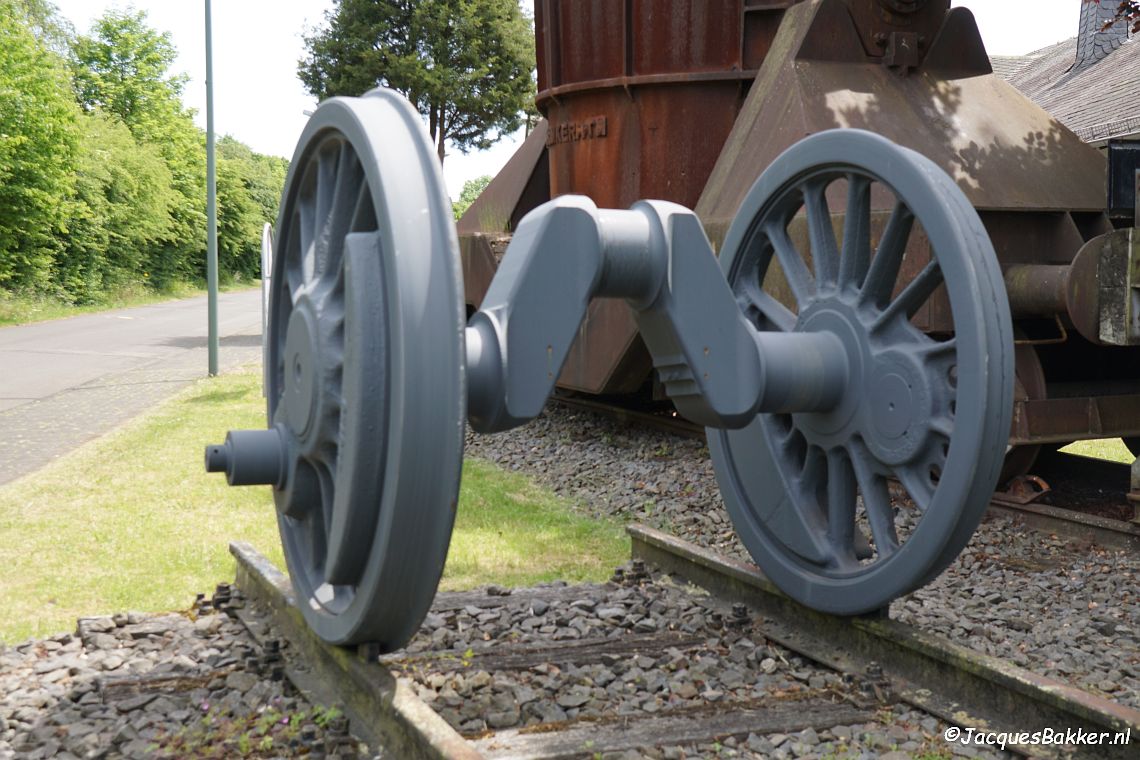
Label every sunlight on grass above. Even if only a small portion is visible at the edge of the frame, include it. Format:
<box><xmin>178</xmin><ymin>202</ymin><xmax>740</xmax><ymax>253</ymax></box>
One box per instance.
<box><xmin>0</xmin><ymin>368</ymin><xmax>628</xmax><ymax>643</ymax></box>
<box><xmin>1059</xmin><ymin>438</ymin><xmax>1135</xmax><ymax>465</ymax></box>
<box><xmin>0</xmin><ymin>368</ymin><xmax>281</xmax><ymax>643</ymax></box>
<box><xmin>443</xmin><ymin>458</ymin><xmax>629</xmax><ymax>591</ymax></box>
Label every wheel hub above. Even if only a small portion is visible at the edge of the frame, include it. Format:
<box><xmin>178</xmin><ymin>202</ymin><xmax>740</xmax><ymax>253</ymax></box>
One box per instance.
<box><xmin>792</xmin><ymin>295</ymin><xmax>937</xmax><ymax>466</ymax></box>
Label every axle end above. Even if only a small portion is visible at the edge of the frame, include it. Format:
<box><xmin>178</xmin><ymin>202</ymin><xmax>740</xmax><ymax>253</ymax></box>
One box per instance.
<box><xmin>203</xmin><ymin>428</ymin><xmax>285</xmax><ymax>487</ymax></box>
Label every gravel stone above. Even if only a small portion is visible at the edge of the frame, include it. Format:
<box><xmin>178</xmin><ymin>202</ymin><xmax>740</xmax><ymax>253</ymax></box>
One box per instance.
<box><xmin>0</xmin><ymin>593</ymin><xmax>370</xmax><ymax>759</ymax></box>
<box><xmin>465</xmin><ymin>405</ymin><xmax>1140</xmax><ymax>712</ymax></box>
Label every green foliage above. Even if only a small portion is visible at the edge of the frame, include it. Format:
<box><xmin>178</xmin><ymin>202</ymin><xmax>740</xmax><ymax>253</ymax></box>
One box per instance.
<box><xmin>453</xmin><ymin>174</ymin><xmax>493</xmax><ymax>220</ymax></box>
<box><xmin>218</xmin><ymin>137</ymin><xmax>289</xmax><ymax>229</ymax></box>
<box><xmin>72</xmin><ymin>9</ymin><xmax>207</xmax><ymax>288</ymax></box>
<box><xmin>11</xmin><ymin>0</ymin><xmax>75</xmax><ymax>54</ymax></box>
<box><xmin>0</xmin><ymin>6</ymin><xmax>287</xmax><ymax>303</ymax></box>
<box><xmin>70</xmin><ymin>10</ymin><xmax>187</xmax><ymax>133</ymax></box>
<box><xmin>299</xmin><ymin>0</ymin><xmax>535</xmax><ymax>162</ymax></box>
<box><xmin>214</xmin><ymin>137</ymin><xmax>289</xmax><ymax>280</ymax></box>
<box><xmin>0</xmin><ymin>0</ymin><xmax>79</xmax><ymax>290</ymax></box>
<box><xmin>57</xmin><ymin>110</ymin><xmax>176</xmax><ymax>301</ymax></box>
<box><xmin>215</xmin><ymin>156</ymin><xmax>263</xmax><ymax>281</ymax></box>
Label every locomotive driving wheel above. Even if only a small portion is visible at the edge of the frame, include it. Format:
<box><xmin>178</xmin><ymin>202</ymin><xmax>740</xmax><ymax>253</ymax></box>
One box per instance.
<box><xmin>710</xmin><ymin>130</ymin><xmax>1014</xmax><ymax>614</ymax></box>
<box><xmin>261</xmin><ymin>90</ymin><xmax>464</xmax><ymax>648</ymax></box>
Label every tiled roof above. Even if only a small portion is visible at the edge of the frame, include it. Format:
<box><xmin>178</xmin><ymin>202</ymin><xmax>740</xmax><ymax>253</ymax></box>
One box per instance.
<box><xmin>989</xmin><ymin>55</ymin><xmax>1033</xmax><ymax>80</ymax></box>
<box><xmin>993</xmin><ymin>35</ymin><xmax>1140</xmax><ymax>142</ymax></box>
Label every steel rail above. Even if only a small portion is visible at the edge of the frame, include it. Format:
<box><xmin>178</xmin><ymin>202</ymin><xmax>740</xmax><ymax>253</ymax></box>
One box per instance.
<box><xmin>630</xmin><ymin>525</ymin><xmax>1140</xmax><ymax>760</ymax></box>
<box><xmin>548</xmin><ymin>395</ymin><xmax>1140</xmax><ymax>550</ymax></box>
<box><xmin>229</xmin><ymin>542</ymin><xmax>478</xmax><ymax>760</ymax></box>
<box><xmin>230</xmin><ymin>528</ymin><xmax>1138</xmax><ymax>759</ymax></box>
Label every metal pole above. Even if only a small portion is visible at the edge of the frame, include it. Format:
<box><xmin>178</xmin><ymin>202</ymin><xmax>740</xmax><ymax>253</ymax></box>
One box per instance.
<box><xmin>205</xmin><ymin>0</ymin><xmax>219</xmax><ymax>376</ymax></box>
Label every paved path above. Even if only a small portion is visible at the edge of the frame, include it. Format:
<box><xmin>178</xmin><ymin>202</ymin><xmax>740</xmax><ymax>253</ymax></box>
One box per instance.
<box><xmin>0</xmin><ymin>290</ymin><xmax>263</xmax><ymax>486</ymax></box>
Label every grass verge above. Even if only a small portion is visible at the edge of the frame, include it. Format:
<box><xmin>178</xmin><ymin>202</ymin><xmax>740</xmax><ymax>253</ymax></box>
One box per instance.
<box><xmin>0</xmin><ymin>369</ymin><xmax>627</xmax><ymax>643</ymax></box>
<box><xmin>0</xmin><ymin>278</ymin><xmax>258</xmax><ymax>327</ymax></box>
<box><xmin>1059</xmin><ymin>438</ymin><xmax>1134</xmax><ymax>464</ymax></box>
<box><xmin>444</xmin><ymin>458</ymin><xmax>628</xmax><ymax>591</ymax></box>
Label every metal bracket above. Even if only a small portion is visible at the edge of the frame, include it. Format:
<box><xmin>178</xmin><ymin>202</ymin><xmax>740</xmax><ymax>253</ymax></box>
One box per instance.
<box><xmin>883</xmin><ymin>32</ymin><xmax>921</xmax><ymax>74</ymax></box>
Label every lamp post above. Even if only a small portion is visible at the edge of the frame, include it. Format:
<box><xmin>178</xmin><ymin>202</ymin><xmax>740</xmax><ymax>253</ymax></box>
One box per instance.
<box><xmin>205</xmin><ymin>0</ymin><xmax>219</xmax><ymax>376</ymax></box>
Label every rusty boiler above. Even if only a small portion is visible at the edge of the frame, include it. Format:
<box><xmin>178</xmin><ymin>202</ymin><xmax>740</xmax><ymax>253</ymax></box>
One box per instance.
<box><xmin>458</xmin><ymin>0</ymin><xmax>1140</xmax><ymax>476</ymax></box>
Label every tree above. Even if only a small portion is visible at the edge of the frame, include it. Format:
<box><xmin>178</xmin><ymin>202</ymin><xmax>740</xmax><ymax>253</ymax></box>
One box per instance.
<box><xmin>71</xmin><ymin>9</ymin><xmax>206</xmax><ymax>287</ymax></box>
<box><xmin>0</xmin><ymin>0</ymin><xmax>79</xmax><ymax>290</ymax></box>
<box><xmin>11</xmin><ymin>0</ymin><xmax>74</xmax><ymax>55</ymax></box>
<box><xmin>452</xmin><ymin>175</ymin><xmax>492</xmax><ymax>220</ymax></box>
<box><xmin>299</xmin><ymin>0</ymin><xmax>535</xmax><ymax>163</ymax></box>
<box><xmin>57</xmin><ymin>111</ymin><xmax>177</xmax><ymax>301</ymax></box>
<box><xmin>71</xmin><ymin>10</ymin><xmax>186</xmax><ymax>135</ymax></box>
<box><xmin>218</xmin><ymin>136</ymin><xmax>289</xmax><ymax>229</ymax></box>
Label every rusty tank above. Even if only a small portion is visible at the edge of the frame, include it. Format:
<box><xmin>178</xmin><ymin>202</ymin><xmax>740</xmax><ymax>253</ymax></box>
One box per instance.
<box><xmin>458</xmin><ymin>0</ymin><xmax>1140</xmax><ymax>476</ymax></box>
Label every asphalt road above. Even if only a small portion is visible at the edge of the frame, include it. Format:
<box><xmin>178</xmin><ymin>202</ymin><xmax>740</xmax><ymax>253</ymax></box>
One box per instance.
<box><xmin>0</xmin><ymin>289</ymin><xmax>264</xmax><ymax>486</ymax></box>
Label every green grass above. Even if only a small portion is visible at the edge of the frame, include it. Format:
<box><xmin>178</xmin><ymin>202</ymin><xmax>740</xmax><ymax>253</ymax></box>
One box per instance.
<box><xmin>1059</xmin><ymin>437</ymin><xmax>1134</xmax><ymax>464</ymax></box>
<box><xmin>445</xmin><ymin>458</ymin><xmax>628</xmax><ymax>591</ymax></box>
<box><xmin>0</xmin><ymin>369</ymin><xmax>282</xmax><ymax>643</ymax></box>
<box><xmin>0</xmin><ymin>368</ymin><xmax>627</xmax><ymax>643</ymax></box>
<box><xmin>0</xmin><ymin>277</ymin><xmax>258</xmax><ymax>327</ymax></box>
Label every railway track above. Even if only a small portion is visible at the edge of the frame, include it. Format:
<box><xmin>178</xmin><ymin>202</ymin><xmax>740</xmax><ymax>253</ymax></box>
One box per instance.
<box><xmin>551</xmin><ymin>395</ymin><xmax>1140</xmax><ymax>552</ymax></box>
<box><xmin>229</xmin><ymin>530</ymin><xmax>1139</xmax><ymax>760</ymax></box>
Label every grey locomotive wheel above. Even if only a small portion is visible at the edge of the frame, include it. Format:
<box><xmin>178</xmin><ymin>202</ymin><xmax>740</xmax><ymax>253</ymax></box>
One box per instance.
<box><xmin>268</xmin><ymin>89</ymin><xmax>465</xmax><ymax>648</ymax></box>
<box><xmin>710</xmin><ymin>130</ymin><xmax>1013</xmax><ymax>615</ymax></box>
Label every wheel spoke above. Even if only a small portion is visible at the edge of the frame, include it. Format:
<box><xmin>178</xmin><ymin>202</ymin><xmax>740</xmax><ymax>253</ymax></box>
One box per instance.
<box><xmin>803</xmin><ymin>179</ymin><xmax>839</xmax><ymax>291</ymax></box>
<box><xmin>839</xmin><ymin>174</ymin><xmax>872</xmax><ymax>290</ymax></box>
<box><xmin>875</xmin><ymin>260</ymin><xmax>943</xmax><ymax>328</ymax></box>
<box><xmin>896</xmin><ymin>460</ymin><xmax>936</xmax><ymax>512</ymax></box>
<box><xmin>318</xmin><ymin>148</ymin><xmax>363</xmax><ymax>282</ymax></box>
<box><xmin>302</xmin><ymin>512</ymin><xmax>327</xmax><ymax>577</ymax></box>
<box><xmin>927</xmin><ymin>416</ymin><xmax>954</xmax><ymax>438</ymax></box>
<box><xmin>915</xmin><ymin>336</ymin><xmax>956</xmax><ymax>358</ymax></box>
<box><xmin>736</xmin><ymin>279</ymin><xmax>797</xmax><ymax>332</ymax></box>
<box><xmin>860</xmin><ymin>201</ymin><xmax>914</xmax><ymax>308</ymax></box>
<box><xmin>826</xmin><ymin>448</ymin><xmax>858</xmax><ymax>566</ymax></box>
<box><xmin>801</xmin><ymin>443</ymin><xmax>825</xmax><ymax>484</ymax></box>
<box><xmin>849</xmin><ymin>441</ymin><xmax>900</xmax><ymax>558</ymax></box>
<box><xmin>764</xmin><ymin>221</ymin><xmax>816</xmax><ymax>308</ymax></box>
<box><xmin>315</xmin><ymin>459</ymin><xmax>336</xmax><ymax>554</ymax></box>
<box><xmin>315</xmin><ymin>141</ymin><xmax>340</xmax><ymax>230</ymax></box>
<box><xmin>350</xmin><ymin>182</ymin><xmax>376</xmax><ymax>232</ymax></box>
<box><xmin>284</xmin><ymin>216</ymin><xmax>306</xmax><ymax>302</ymax></box>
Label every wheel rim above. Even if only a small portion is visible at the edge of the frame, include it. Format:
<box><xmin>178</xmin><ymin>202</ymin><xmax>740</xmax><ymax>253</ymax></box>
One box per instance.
<box><xmin>268</xmin><ymin>90</ymin><xmax>465</xmax><ymax>647</ymax></box>
<box><xmin>710</xmin><ymin>130</ymin><xmax>1013</xmax><ymax>614</ymax></box>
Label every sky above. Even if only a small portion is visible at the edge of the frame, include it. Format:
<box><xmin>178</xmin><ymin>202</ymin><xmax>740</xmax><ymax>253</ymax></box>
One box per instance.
<box><xmin>50</xmin><ymin>0</ymin><xmax>1088</xmax><ymax>198</ymax></box>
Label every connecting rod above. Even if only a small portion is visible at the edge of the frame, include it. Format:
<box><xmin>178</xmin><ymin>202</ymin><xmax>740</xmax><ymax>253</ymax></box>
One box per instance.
<box><xmin>465</xmin><ymin>196</ymin><xmax>848</xmax><ymax>433</ymax></box>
